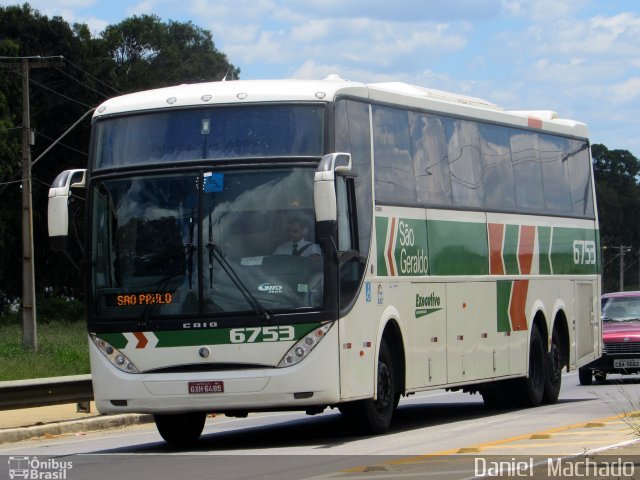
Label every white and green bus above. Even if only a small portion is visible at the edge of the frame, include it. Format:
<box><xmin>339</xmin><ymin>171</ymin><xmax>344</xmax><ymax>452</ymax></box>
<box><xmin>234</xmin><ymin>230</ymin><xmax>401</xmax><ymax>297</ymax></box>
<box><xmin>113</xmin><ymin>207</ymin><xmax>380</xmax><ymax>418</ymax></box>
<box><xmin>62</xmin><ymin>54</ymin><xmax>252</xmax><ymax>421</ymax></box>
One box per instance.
<box><xmin>48</xmin><ymin>76</ymin><xmax>601</xmax><ymax>444</ymax></box>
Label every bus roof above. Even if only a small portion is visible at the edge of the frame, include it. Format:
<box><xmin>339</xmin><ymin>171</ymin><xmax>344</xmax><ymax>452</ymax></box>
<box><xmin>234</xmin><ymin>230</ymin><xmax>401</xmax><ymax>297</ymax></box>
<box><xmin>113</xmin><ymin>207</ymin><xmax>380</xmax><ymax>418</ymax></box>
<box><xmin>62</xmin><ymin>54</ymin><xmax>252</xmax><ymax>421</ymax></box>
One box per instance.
<box><xmin>94</xmin><ymin>75</ymin><xmax>589</xmax><ymax>139</ymax></box>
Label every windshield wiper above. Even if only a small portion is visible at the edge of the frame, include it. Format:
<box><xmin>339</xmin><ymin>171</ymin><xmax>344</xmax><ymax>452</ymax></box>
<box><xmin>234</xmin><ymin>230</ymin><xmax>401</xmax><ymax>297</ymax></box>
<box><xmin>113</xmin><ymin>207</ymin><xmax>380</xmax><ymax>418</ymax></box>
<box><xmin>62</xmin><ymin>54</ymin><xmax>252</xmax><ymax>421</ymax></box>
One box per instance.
<box><xmin>206</xmin><ymin>242</ymin><xmax>271</xmax><ymax>322</ymax></box>
<box><xmin>185</xmin><ymin>208</ymin><xmax>196</xmax><ymax>290</ymax></box>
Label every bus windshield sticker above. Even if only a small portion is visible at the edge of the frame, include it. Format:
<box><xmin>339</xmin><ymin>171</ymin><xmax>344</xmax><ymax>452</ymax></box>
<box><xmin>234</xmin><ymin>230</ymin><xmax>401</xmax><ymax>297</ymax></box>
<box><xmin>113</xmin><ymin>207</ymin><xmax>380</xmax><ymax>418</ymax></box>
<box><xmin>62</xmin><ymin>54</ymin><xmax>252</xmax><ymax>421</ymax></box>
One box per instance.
<box><xmin>240</xmin><ymin>256</ymin><xmax>264</xmax><ymax>266</ymax></box>
<box><xmin>203</xmin><ymin>172</ymin><xmax>224</xmax><ymax>193</ymax></box>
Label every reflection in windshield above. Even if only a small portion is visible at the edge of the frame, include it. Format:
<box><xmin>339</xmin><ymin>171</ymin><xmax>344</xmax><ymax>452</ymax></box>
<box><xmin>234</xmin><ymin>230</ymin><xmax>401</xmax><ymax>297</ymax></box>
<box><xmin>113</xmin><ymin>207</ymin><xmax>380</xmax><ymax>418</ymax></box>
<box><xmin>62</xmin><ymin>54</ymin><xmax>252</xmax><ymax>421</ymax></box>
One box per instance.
<box><xmin>602</xmin><ymin>296</ymin><xmax>640</xmax><ymax>321</ymax></box>
<box><xmin>91</xmin><ymin>168</ymin><xmax>324</xmax><ymax>320</ymax></box>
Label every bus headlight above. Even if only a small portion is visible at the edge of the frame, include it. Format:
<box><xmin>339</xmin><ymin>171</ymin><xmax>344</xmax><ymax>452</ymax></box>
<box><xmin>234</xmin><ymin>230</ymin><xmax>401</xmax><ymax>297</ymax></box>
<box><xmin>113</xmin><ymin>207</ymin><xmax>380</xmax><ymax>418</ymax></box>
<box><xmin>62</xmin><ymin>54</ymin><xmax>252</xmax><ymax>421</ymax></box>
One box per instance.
<box><xmin>91</xmin><ymin>334</ymin><xmax>140</xmax><ymax>373</ymax></box>
<box><xmin>278</xmin><ymin>323</ymin><xmax>333</xmax><ymax>368</ymax></box>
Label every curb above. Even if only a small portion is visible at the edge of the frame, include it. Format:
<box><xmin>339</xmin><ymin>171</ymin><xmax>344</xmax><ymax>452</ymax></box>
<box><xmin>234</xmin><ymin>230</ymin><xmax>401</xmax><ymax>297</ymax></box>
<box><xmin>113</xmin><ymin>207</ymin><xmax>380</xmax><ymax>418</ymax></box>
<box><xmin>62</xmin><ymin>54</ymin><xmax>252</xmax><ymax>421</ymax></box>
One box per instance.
<box><xmin>0</xmin><ymin>413</ymin><xmax>154</xmax><ymax>445</ymax></box>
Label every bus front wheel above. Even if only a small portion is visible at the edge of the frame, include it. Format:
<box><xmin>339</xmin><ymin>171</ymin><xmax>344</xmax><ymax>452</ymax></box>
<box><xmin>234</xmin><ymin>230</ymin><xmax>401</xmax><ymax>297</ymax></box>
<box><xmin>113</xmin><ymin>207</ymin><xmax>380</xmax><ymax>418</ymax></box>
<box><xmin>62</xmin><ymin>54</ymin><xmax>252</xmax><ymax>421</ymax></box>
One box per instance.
<box><xmin>154</xmin><ymin>412</ymin><xmax>207</xmax><ymax>445</ymax></box>
<box><xmin>339</xmin><ymin>340</ymin><xmax>397</xmax><ymax>434</ymax></box>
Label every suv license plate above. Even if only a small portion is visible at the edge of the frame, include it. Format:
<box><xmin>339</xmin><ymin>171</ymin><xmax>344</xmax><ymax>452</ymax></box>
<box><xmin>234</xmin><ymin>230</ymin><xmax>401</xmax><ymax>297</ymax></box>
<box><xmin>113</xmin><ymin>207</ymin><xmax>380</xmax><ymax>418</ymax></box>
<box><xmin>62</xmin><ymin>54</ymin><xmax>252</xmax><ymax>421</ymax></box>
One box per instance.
<box><xmin>188</xmin><ymin>381</ymin><xmax>224</xmax><ymax>394</ymax></box>
<box><xmin>614</xmin><ymin>359</ymin><xmax>640</xmax><ymax>368</ymax></box>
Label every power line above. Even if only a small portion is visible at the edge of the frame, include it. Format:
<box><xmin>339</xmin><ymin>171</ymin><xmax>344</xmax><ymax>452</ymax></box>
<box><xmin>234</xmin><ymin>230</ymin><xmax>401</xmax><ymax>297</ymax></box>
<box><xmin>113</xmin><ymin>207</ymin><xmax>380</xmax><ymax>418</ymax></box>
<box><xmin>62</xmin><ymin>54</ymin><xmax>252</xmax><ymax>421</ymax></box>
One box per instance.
<box><xmin>3</xmin><ymin>61</ymin><xmax>96</xmax><ymax>108</ymax></box>
<box><xmin>62</xmin><ymin>57</ymin><xmax>122</xmax><ymax>96</ymax></box>
<box><xmin>53</xmin><ymin>66</ymin><xmax>111</xmax><ymax>100</ymax></box>
<box><xmin>35</xmin><ymin>131</ymin><xmax>88</xmax><ymax>157</ymax></box>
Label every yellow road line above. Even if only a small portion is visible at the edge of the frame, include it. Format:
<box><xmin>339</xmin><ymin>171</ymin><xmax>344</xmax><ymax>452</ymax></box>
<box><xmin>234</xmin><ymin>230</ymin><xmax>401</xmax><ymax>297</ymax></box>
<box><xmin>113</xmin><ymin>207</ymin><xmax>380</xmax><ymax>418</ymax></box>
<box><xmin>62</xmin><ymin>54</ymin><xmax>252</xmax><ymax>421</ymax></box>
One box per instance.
<box><xmin>344</xmin><ymin>410</ymin><xmax>640</xmax><ymax>472</ymax></box>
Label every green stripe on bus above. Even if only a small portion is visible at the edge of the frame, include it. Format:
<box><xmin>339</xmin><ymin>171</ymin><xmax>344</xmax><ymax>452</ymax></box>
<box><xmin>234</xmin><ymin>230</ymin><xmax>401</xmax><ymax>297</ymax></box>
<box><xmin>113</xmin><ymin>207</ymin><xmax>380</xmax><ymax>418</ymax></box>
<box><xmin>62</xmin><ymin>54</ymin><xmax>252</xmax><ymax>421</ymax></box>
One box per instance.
<box><xmin>496</xmin><ymin>281</ymin><xmax>512</xmax><ymax>333</ymax></box>
<box><xmin>550</xmin><ymin>227</ymin><xmax>598</xmax><ymax>274</ymax></box>
<box><xmin>99</xmin><ymin>324</ymin><xmax>321</xmax><ymax>349</ymax></box>
<box><xmin>100</xmin><ymin>333</ymin><xmax>127</xmax><ymax>349</ymax></box>
<box><xmin>155</xmin><ymin>324</ymin><xmax>318</xmax><ymax>347</ymax></box>
<box><xmin>427</xmin><ymin>220</ymin><xmax>488</xmax><ymax>275</ymax></box>
<box><xmin>503</xmin><ymin>224</ymin><xmax>520</xmax><ymax>275</ymax></box>
<box><xmin>375</xmin><ymin>216</ymin><xmax>390</xmax><ymax>276</ymax></box>
<box><xmin>538</xmin><ymin>226</ymin><xmax>552</xmax><ymax>275</ymax></box>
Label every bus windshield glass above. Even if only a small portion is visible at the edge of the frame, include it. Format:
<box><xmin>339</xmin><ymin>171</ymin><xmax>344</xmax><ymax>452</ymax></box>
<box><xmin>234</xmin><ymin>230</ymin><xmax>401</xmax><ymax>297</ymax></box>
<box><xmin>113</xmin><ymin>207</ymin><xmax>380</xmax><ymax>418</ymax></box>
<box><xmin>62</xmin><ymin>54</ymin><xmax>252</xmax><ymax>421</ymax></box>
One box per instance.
<box><xmin>93</xmin><ymin>105</ymin><xmax>324</xmax><ymax>170</ymax></box>
<box><xmin>91</xmin><ymin>168</ymin><xmax>324</xmax><ymax>320</ymax></box>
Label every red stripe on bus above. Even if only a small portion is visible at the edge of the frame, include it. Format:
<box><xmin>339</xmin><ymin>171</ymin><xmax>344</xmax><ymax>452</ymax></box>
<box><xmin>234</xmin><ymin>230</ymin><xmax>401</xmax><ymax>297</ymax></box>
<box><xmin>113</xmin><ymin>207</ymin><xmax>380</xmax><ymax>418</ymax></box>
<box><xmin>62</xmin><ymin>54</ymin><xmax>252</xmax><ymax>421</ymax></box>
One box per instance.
<box><xmin>528</xmin><ymin>117</ymin><xmax>543</xmax><ymax>129</ymax></box>
<box><xmin>518</xmin><ymin>225</ymin><xmax>536</xmax><ymax>275</ymax></box>
<box><xmin>488</xmin><ymin>223</ymin><xmax>505</xmax><ymax>275</ymax></box>
<box><xmin>509</xmin><ymin>280</ymin><xmax>529</xmax><ymax>331</ymax></box>
<box><xmin>133</xmin><ymin>331</ymin><xmax>148</xmax><ymax>349</ymax></box>
<box><xmin>387</xmin><ymin>217</ymin><xmax>396</xmax><ymax>276</ymax></box>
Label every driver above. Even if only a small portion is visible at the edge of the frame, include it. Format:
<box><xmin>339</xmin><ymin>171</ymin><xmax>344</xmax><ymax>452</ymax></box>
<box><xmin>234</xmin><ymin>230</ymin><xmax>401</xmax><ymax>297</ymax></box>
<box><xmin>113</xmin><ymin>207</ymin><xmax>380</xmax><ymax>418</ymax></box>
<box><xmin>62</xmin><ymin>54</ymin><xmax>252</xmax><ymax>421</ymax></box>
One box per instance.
<box><xmin>273</xmin><ymin>216</ymin><xmax>321</xmax><ymax>259</ymax></box>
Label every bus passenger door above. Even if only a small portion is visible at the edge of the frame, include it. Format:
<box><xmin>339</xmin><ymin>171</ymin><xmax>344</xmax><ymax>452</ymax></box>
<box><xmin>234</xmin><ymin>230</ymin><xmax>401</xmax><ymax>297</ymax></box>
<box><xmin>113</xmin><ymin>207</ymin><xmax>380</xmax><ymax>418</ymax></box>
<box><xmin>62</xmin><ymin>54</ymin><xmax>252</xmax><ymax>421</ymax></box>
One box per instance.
<box><xmin>574</xmin><ymin>281</ymin><xmax>598</xmax><ymax>365</ymax></box>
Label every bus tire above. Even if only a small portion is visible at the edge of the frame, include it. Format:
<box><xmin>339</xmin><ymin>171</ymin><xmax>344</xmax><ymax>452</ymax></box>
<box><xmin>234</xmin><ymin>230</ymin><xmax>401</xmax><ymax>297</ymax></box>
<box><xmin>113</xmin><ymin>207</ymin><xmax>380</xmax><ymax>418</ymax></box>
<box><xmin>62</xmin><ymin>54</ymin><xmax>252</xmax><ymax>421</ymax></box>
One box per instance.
<box><xmin>154</xmin><ymin>412</ymin><xmax>206</xmax><ymax>445</ymax></box>
<box><xmin>542</xmin><ymin>334</ymin><xmax>562</xmax><ymax>404</ymax></box>
<box><xmin>513</xmin><ymin>325</ymin><xmax>545</xmax><ymax>407</ymax></box>
<box><xmin>340</xmin><ymin>340</ymin><xmax>397</xmax><ymax>434</ymax></box>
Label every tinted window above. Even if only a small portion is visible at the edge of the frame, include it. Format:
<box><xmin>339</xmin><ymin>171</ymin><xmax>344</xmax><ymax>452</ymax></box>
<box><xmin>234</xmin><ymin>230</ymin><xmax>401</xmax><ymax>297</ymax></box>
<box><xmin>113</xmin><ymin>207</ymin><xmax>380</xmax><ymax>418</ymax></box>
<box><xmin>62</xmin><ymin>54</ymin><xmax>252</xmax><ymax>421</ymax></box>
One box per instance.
<box><xmin>409</xmin><ymin>112</ymin><xmax>452</xmax><ymax>206</ymax></box>
<box><xmin>93</xmin><ymin>105</ymin><xmax>324</xmax><ymax>170</ymax></box>
<box><xmin>539</xmin><ymin>134</ymin><xmax>572</xmax><ymax>214</ymax></box>
<box><xmin>373</xmin><ymin>105</ymin><xmax>416</xmax><ymax>205</ymax></box>
<box><xmin>511</xmin><ymin>130</ymin><xmax>545</xmax><ymax>211</ymax></box>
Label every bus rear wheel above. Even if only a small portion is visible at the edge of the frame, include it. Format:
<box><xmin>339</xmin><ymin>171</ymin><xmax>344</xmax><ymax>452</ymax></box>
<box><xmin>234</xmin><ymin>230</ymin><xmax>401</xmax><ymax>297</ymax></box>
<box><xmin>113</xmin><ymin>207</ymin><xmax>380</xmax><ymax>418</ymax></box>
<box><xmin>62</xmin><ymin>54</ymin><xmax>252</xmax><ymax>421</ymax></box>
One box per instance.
<box><xmin>340</xmin><ymin>340</ymin><xmax>397</xmax><ymax>434</ymax></box>
<box><xmin>154</xmin><ymin>412</ymin><xmax>206</xmax><ymax>445</ymax></box>
<box><xmin>542</xmin><ymin>334</ymin><xmax>562</xmax><ymax>404</ymax></box>
<box><xmin>513</xmin><ymin>325</ymin><xmax>545</xmax><ymax>407</ymax></box>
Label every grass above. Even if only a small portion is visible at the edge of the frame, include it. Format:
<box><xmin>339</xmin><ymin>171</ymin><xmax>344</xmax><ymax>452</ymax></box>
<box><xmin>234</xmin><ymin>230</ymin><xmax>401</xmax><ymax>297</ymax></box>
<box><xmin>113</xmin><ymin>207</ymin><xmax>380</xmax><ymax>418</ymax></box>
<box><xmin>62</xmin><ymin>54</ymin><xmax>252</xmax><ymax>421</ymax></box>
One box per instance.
<box><xmin>0</xmin><ymin>299</ymin><xmax>90</xmax><ymax>381</ymax></box>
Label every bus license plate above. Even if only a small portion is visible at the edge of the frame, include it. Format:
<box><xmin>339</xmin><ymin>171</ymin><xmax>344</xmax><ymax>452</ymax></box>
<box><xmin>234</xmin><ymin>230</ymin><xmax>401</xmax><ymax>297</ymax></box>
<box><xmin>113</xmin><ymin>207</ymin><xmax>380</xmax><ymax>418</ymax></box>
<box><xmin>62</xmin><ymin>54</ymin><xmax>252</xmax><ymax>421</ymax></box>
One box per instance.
<box><xmin>614</xmin><ymin>359</ymin><xmax>640</xmax><ymax>368</ymax></box>
<box><xmin>188</xmin><ymin>381</ymin><xmax>224</xmax><ymax>394</ymax></box>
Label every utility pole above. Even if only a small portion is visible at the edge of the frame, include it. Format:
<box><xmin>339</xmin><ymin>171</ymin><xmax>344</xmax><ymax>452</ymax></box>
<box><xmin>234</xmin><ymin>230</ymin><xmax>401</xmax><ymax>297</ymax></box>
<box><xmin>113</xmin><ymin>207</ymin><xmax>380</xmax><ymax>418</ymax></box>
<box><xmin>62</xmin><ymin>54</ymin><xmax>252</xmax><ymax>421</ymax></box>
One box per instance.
<box><xmin>2</xmin><ymin>57</ymin><xmax>63</xmax><ymax>350</ymax></box>
<box><xmin>616</xmin><ymin>245</ymin><xmax>632</xmax><ymax>292</ymax></box>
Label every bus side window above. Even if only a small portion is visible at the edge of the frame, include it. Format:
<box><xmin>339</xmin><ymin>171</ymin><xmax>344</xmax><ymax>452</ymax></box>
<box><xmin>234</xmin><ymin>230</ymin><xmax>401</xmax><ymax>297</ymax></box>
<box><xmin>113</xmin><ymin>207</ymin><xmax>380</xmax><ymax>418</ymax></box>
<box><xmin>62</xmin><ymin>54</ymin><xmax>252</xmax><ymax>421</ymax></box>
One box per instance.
<box><xmin>337</xmin><ymin>176</ymin><xmax>362</xmax><ymax>310</ymax></box>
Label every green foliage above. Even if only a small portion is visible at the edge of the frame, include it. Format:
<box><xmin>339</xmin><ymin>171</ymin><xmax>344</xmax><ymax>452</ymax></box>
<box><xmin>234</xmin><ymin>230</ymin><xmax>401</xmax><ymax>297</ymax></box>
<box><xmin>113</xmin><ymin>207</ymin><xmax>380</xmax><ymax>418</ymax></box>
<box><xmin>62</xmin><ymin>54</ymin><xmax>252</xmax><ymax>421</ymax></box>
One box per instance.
<box><xmin>101</xmin><ymin>14</ymin><xmax>239</xmax><ymax>92</ymax></box>
<box><xmin>0</xmin><ymin>319</ymin><xmax>89</xmax><ymax>380</ymax></box>
<box><xmin>0</xmin><ymin>4</ymin><xmax>240</xmax><ymax>308</ymax></box>
<box><xmin>592</xmin><ymin>144</ymin><xmax>640</xmax><ymax>292</ymax></box>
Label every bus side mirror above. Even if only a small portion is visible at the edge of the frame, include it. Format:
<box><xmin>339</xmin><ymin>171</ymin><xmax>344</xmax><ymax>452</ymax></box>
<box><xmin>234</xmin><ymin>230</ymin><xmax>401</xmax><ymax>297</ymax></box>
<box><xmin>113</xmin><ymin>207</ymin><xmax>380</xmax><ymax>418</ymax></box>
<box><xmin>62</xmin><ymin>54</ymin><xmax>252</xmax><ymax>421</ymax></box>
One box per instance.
<box><xmin>314</xmin><ymin>153</ymin><xmax>352</xmax><ymax>222</ymax></box>
<box><xmin>48</xmin><ymin>169</ymin><xmax>86</xmax><ymax>252</ymax></box>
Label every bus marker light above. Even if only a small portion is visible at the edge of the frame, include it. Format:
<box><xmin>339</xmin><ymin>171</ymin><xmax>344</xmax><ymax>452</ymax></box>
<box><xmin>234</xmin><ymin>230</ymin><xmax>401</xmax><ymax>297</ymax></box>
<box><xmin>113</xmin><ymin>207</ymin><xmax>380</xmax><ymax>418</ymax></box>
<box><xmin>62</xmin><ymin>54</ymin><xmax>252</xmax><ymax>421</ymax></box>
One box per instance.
<box><xmin>278</xmin><ymin>323</ymin><xmax>333</xmax><ymax>367</ymax></box>
<box><xmin>343</xmin><ymin>343</ymin><xmax>352</xmax><ymax>349</ymax></box>
<box><xmin>91</xmin><ymin>335</ymin><xmax>140</xmax><ymax>374</ymax></box>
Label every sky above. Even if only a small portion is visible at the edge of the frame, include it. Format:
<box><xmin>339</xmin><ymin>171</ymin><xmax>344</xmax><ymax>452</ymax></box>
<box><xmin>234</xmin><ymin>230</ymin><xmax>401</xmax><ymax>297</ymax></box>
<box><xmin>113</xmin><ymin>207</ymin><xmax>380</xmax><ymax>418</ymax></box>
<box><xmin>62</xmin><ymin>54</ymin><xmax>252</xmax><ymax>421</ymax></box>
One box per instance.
<box><xmin>3</xmin><ymin>0</ymin><xmax>640</xmax><ymax>158</ymax></box>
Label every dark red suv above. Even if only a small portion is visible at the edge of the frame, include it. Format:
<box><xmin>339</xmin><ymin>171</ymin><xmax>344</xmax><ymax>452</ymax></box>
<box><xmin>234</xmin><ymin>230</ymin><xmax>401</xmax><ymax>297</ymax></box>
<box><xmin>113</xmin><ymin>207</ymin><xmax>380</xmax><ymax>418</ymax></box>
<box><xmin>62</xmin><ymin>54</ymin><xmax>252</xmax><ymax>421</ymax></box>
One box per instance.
<box><xmin>579</xmin><ymin>291</ymin><xmax>640</xmax><ymax>385</ymax></box>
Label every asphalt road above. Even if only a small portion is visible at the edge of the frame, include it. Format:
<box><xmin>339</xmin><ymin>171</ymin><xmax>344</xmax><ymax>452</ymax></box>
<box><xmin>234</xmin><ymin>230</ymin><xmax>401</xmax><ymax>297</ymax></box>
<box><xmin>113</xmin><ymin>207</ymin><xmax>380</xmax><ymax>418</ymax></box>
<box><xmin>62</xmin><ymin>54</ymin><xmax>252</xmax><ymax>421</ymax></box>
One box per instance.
<box><xmin>0</xmin><ymin>370</ymin><xmax>638</xmax><ymax>480</ymax></box>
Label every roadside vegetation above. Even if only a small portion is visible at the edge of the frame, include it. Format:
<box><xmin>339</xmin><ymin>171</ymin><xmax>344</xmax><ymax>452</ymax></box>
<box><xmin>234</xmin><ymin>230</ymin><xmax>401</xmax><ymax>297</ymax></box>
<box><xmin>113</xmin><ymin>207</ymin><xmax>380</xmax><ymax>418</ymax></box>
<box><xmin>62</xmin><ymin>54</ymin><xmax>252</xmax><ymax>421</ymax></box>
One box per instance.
<box><xmin>0</xmin><ymin>297</ymin><xmax>89</xmax><ymax>381</ymax></box>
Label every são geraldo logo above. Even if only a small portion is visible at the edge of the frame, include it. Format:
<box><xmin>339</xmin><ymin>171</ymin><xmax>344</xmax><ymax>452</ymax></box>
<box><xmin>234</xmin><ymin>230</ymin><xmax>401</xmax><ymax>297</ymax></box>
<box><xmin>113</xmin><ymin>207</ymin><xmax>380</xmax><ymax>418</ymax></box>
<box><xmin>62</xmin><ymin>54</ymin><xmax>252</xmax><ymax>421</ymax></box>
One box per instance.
<box><xmin>8</xmin><ymin>456</ymin><xmax>73</xmax><ymax>479</ymax></box>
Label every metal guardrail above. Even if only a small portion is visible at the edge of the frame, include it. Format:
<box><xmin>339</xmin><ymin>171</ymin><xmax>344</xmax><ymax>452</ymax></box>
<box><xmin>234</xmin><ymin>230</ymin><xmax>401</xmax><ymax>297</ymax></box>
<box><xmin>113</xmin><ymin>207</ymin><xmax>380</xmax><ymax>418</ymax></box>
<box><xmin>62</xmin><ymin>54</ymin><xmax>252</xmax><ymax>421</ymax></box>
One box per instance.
<box><xmin>0</xmin><ymin>374</ymin><xmax>93</xmax><ymax>411</ymax></box>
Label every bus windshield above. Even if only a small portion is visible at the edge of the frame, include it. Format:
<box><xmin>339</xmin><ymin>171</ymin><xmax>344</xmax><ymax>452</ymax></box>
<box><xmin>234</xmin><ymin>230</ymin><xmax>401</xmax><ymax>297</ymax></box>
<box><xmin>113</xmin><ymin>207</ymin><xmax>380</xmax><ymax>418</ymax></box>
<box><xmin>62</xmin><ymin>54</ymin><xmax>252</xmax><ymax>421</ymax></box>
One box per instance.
<box><xmin>92</xmin><ymin>104</ymin><xmax>324</xmax><ymax>170</ymax></box>
<box><xmin>91</xmin><ymin>167</ymin><xmax>324</xmax><ymax>320</ymax></box>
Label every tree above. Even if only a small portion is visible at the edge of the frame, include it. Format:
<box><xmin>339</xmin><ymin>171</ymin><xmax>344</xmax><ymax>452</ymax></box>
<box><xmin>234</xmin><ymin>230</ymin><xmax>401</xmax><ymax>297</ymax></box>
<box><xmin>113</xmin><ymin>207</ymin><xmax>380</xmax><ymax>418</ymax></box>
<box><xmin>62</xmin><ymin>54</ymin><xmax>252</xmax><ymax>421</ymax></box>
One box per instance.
<box><xmin>0</xmin><ymin>4</ymin><xmax>240</xmax><ymax>308</ymax></box>
<box><xmin>101</xmin><ymin>15</ymin><xmax>239</xmax><ymax>92</ymax></box>
<box><xmin>592</xmin><ymin>144</ymin><xmax>640</xmax><ymax>291</ymax></box>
